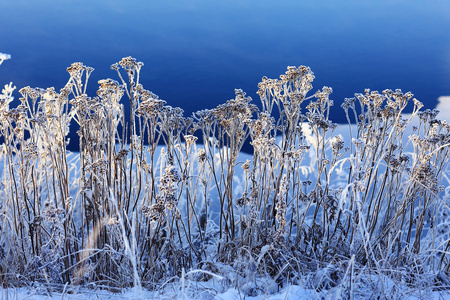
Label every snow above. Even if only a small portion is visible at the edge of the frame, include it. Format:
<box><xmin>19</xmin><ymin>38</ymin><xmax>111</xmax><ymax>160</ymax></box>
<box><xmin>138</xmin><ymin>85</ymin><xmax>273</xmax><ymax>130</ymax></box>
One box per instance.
<box><xmin>215</xmin><ymin>286</ymin><xmax>319</xmax><ymax>300</ymax></box>
<box><xmin>435</xmin><ymin>96</ymin><xmax>450</xmax><ymax>121</ymax></box>
<box><xmin>1</xmin><ymin>281</ymin><xmax>447</xmax><ymax>299</ymax></box>
<box><xmin>1</xmin><ymin>282</ymin><xmax>317</xmax><ymax>299</ymax></box>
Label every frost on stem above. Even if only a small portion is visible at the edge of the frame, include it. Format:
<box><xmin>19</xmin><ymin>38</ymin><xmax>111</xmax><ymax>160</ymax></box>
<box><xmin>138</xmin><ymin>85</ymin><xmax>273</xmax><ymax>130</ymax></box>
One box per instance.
<box><xmin>274</xmin><ymin>174</ymin><xmax>289</xmax><ymax>241</ymax></box>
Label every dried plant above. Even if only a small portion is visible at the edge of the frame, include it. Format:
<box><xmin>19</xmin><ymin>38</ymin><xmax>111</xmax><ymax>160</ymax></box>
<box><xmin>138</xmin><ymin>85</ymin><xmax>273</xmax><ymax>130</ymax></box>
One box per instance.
<box><xmin>0</xmin><ymin>56</ymin><xmax>449</xmax><ymax>298</ymax></box>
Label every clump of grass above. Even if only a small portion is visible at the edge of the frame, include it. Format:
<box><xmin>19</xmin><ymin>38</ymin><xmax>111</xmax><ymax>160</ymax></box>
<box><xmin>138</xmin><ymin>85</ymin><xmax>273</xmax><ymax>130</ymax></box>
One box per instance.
<box><xmin>0</xmin><ymin>56</ymin><xmax>450</xmax><ymax>297</ymax></box>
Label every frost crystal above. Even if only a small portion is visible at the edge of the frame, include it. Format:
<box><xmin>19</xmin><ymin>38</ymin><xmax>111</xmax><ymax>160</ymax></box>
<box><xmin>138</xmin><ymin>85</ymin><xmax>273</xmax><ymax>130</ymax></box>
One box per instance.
<box><xmin>0</xmin><ymin>53</ymin><xmax>11</xmax><ymax>66</ymax></box>
<box><xmin>0</xmin><ymin>53</ymin><xmax>11</xmax><ymax>61</ymax></box>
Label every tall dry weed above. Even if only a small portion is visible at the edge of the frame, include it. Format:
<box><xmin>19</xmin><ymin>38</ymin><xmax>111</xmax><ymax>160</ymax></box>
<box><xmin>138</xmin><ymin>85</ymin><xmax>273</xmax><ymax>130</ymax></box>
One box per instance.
<box><xmin>0</xmin><ymin>57</ymin><xmax>449</xmax><ymax>295</ymax></box>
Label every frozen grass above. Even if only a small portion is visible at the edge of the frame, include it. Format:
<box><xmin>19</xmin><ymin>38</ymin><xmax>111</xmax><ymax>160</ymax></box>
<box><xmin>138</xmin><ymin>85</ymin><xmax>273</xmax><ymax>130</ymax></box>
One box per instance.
<box><xmin>1</xmin><ymin>56</ymin><xmax>450</xmax><ymax>299</ymax></box>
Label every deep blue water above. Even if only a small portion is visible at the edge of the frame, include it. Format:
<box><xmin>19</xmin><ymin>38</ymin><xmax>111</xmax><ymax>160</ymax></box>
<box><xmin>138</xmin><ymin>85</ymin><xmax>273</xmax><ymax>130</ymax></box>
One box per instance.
<box><xmin>1</xmin><ymin>0</ymin><xmax>449</xmax><ymax>151</ymax></box>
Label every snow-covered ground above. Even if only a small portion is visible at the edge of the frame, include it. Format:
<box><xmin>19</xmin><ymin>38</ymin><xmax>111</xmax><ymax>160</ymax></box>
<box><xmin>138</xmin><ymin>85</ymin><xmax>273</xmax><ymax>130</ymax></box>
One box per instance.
<box><xmin>0</xmin><ymin>284</ymin><xmax>320</xmax><ymax>300</ymax></box>
<box><xmin>1</xmin><ymin>270</ymin><xmax>448</xmax><ymax>299</ymax></box>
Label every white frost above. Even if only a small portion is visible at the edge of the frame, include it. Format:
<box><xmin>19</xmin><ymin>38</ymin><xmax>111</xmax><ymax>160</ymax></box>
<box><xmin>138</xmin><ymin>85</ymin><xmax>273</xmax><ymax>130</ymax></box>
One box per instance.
<box><xmin>0</xmin><ymin>52</ymin><xmax>11</xmax><ymax>60</ymax></box>
<box><xmin>0</xmin><ymin>52</ymin><xmax>11</xmax><ymax>67</ymax></box>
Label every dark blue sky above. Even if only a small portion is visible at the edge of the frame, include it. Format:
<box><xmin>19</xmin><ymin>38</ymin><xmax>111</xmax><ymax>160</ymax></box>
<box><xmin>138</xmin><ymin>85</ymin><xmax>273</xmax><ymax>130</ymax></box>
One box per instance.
<box><xmin>1</xmin><ymin>0</ymin><xmax>449</xmax><ymax>123</ymax></box>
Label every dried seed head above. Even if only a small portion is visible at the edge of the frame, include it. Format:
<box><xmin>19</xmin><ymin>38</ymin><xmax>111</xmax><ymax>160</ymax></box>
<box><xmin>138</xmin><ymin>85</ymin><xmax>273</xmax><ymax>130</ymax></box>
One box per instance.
<box><xmin>119</xmin><ymin>56</ymin><xmax>139</xmax><ymax>69</ymax></box>
<box><xmin>143</xmin><ymin>202</ymin><xmax>165</xmax><ymax>222</ymax></box>
<box><xmin>184</xmin><ymin>134</ymin><xmax>198</xmax><ymax>145</ymax></box>
<box><xmin>23</xmin><ymin>141</ymin><xmax>39</xmax><ymax>159</ymax></box>
<box><xmin>198</xmin><ymin>149</ymin><xmax>206</xmax><ymax>163</ymax></box>
<box><xmin>331</xmin><ymin>135</ymin><xmax>345</xmax><ymax>155</ymax></box>
<box><xmin>241</xmin><ymin>159</ymin><xmax>251</xmax><ymax>172</ymax></box>
<box><xmin>66</xmin><ymin>62</ymin><xmax>84</xmax><ymax>77</ymax></box>
<box><xmin>136</xmin><ymin>98</ymin><xmax>166</xmax><ymax>117</ymax></box>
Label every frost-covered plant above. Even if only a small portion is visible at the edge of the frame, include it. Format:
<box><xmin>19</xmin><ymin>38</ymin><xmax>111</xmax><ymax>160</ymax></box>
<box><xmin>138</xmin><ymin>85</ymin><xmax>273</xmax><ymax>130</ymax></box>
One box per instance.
<box><xmin>0</xmin><ymin>56</ymin><xmax>450</xmax><ymax>298</ymax></box>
